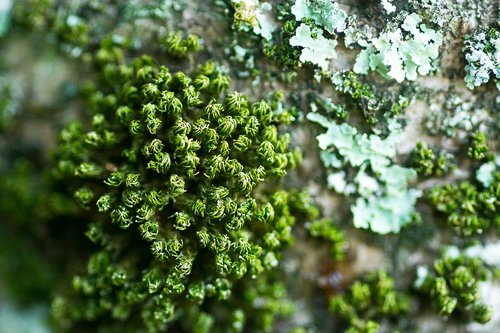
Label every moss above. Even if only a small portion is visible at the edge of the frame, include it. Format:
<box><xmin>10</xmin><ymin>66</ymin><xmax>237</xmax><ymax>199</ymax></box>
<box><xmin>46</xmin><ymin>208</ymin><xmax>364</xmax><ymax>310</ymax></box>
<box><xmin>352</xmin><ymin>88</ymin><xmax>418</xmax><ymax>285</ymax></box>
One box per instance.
<box><xmin>410</xmin><ymin>141</ymin><xmax>456</xmax><ymax>177</ymax></box>
<box><xmin>51</xmin><ymin>38</ymin><xmax>320</xmax><ymax>332</ymax></box>
<box><xmin>306</xmin><ymin>218</ymin><xmax>345</xmax><ymax>261</ymax></box>
<box><xmin>329</xmin><ymin>270</ymin><xmax>410</xmax><ymax>332</ymax></box>
<box><xmin>430</xmin><ymin>179</ymin><xmax>499</xmax><ymax>236</ymax></box>
<box><xmin>430</xmin><ymin>136</ymin><xmax>498</xmax><ymax>236</ymax></box>
<box><xmin>415</xmin><ymin>253</ymin><xmax>493</xmax><ymax>323</ymax></box>
<box><xmin>160</xmin><ymin>32</ymin><xmax>202</xmax><ymax>58</ymax></box>
<box><xmin>468</xmin><ymin>131</ymin><xmax>492</xmax><ymax>162</ymax></box>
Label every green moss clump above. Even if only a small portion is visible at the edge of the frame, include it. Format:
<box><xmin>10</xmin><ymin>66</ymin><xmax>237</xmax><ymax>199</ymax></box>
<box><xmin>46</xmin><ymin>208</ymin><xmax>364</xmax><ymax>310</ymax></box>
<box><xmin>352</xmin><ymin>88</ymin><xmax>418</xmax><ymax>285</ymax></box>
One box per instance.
<box><xmin>331</xmin><ymin>71</ymin><xmax>410</xmax><ymax>127</ymax></box>
<box><xmin>430</xmin><ymin>177</ymin><xmax>499</xmax><ymax>236</ymax></box>
<box><xmin>415</xmin><ymin>253</ymin><xmax>493</xmax><ymax>323</ymax></box>
<box><xmin>329</xmin><ymin>270</ymin><xmax>410</xmax><ymax>333</ymax></box>
<box><xmin>429</xmin><ymin>130</ymin><xmax>498</xmax><ymax>235</ymax></box>
<box><xmin>468</xmin><ymin>131</ymin><xmax>492</xmax><ymax>161</ymax></box>
<box><xmin>160</xmin><ymin>32</ymin><xmax>201</xmax><ymax>58</ymax></box>
<box><xmin>51</xmin><ymin>38</ymin><xmax>314</xmax><ymax>332</ymax></box>
<box><xmin>433</xmin><ymin>180</ymin><xmax>498</xmax><ymax>235</ymax></box>
<box><xmin>410</xmin><ymin>141</ymin><xmax>455</xmax><ymax>177</ymax></box>
<box><xmin>307</xmin><ymin>218</ymin><xmax>345</xmax><ymax>261</ymax></box>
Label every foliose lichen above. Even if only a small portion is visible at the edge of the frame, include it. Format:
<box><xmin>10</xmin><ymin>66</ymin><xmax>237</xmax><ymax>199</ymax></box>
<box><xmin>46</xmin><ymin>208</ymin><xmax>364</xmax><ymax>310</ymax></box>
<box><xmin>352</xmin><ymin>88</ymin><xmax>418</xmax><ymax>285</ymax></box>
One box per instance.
<box><xmin>354</xmin><ymin>13</ymin><xmax>443</xmax><ymax>82</ymax></box>
<box><xmin>463</xmin><ymin>28</ymin><xmax>499</xmax><ymax>90</ymax></box>
<box><xmin>307</xmin><ymin>112</ymin><xmax>421</xmax><ymax>234</ymax></box>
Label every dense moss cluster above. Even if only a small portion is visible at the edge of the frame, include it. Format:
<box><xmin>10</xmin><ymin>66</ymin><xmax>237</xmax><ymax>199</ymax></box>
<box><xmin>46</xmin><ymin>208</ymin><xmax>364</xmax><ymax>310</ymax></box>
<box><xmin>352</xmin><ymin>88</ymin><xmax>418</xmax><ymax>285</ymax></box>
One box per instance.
<box><xmin>1</xmin><ymin>0</ymin><xmax>499</xmax><ymax>332</ymax></box>
<box><xmin>410</xmin><ymin>141</ymin><xmax>455</xmax><ymax>177</ymax></box>
<box><xmin>429</xmin><ymin>132</ymin><xmax>498</xmax><ymax>237</ymax></box>
<box><xmin>416</xmin><ymin>253</ymin><xmax>493</xmax><ymax>323</ymax></box>
<box><xmin>430</xmin><ymin>179</ymin><xmax>499</xmax><ymax>236</ymax></box>
<box><xmin>51</xmin><ymin>39</ymin><xmax>315</xmax><ymax>332</ymax></box>
<box><xmin>306</xmin><ymin>218</ymin><xmax>345</xmax><ymax>261</ymax></box>
<box><xmin>329</xmin><ymin>270</ymin><xmax>410</xmax><ymax>333</ymax></box>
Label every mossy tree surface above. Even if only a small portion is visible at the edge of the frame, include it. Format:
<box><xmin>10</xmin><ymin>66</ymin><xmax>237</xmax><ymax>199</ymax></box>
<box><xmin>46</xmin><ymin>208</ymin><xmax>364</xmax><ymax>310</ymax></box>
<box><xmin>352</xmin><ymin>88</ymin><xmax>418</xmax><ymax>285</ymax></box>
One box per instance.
<box><xmin>51</xmin><ymin>39</ymin><xmax>315</xmax><ymax>332</ymax></box>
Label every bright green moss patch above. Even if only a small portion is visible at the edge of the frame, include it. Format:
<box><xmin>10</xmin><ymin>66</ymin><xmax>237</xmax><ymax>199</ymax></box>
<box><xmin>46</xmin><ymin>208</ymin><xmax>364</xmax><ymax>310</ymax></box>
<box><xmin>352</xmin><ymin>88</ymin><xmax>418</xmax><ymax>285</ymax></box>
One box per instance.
<box><xmin>51</xmin><ymin>38</ymin><xmax>321</xmax><ymax>331</ymax></box>
<box><xmin>307</xmin><ymin>218</ymin><xmax>345</xmax><ymax>261</ymax></box>
<box><xmin>415</xmin><ymin>252</ymin><xmax>493</xmax><ymax>323</ymax></box>
<box><xmin>330</xmin><ymin>270</ymin><xmax>410</xmax><ymax>333</ymax></box>
<box><xmin>430</xmin><ymin>179</ymin><xmax>499</xmax><ymax>236</ymax></box>
<box><xmin>430</xmin><ymin>135</ymin><xmax>498</xmax><ymax>236</ymax></box>
<box><xmin>410</xmin><ymin>141</ymin><xmax>455</xmax><ymax>177</ymax></box>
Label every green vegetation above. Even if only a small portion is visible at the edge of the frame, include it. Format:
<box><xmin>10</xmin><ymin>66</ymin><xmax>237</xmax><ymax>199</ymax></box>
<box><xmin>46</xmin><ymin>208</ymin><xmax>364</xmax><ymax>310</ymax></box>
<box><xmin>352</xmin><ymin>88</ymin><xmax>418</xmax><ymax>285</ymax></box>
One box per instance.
<box><xmin>307</xmin><ymin>218</ymin><xmax>345</xmax><ymax>261</ymax></box>
<box><xmin>410</xmin><ymin>141</ymin><xmax>455</xmax><ymax>177</ymax></box>
<box><xmin>430</xmin><ymin>135</ymin><xmax>498</xmax><ymax>236</ymax></box>
<box><xmin>0</xmin><ymin>0</ymin><xmax>498</xmax><ymax>332</ymax></box>
<box><xmin>430</xmin><ymin>179</ymin><xmax>499</xmax><ymax>236</ymax></box>
<box><xmin>50</xmin><ymin>37</ymin><xmax>321</xmax><ymax>331</ymax></box>
<box><xmin>415</xmin><ymin>253</ymin><xmax>493</xmax><ymax>323</ymax></box>
<box><xmin>330</xmin><ymin>270</ymin><xmax>410</xmax><ymax>333</ymax></box>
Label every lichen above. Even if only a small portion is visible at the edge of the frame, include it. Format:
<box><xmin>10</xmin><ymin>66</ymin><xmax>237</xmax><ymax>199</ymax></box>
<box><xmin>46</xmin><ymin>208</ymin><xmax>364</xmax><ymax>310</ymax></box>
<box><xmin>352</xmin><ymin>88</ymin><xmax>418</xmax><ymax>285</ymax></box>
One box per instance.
<box><xmin>289</xmin><ymin>23</ymin><xmax>338</xmax><ymax>71</ymax></box>
<box><xmin>463</xmin><ymin>28</ymin><xmax>500</xmax><ymax>90</ymax></box>
<box><xmin>353</xmin><ymin>13</ymin><xmax>443</xmax><ymax>82</ymax></box>
<box><xmin>307</xmin><ymin>112</ymin><xmax>421</xmax><ymax>234</ymax></box>
<box><xmin>230</xmin><ymin>0</ymin><xmax>276</xmax><ymax>41</ymax></box>
<box><xmin>291</xmin><ymin>0</ymin><xmax>347</xmax><ymax>35</ymax></box>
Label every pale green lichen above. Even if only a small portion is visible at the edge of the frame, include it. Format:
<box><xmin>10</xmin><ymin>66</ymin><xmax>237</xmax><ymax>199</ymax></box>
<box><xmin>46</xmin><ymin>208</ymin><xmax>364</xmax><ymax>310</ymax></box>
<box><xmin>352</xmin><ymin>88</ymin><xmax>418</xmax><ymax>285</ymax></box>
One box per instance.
<box><xmin>463</xmin><ymin>28</ymin><xmax>500</xmax><ymax>90</ymax></box>
<box><xmin>286</xmin><ymin>0</ymin><xmax>348</xmax><ymax>70</ymax></box>
<box><xmin>354</xmin><ymin>13</ymin><xmax>443</xmax><ymax>82</ymax></box>
<box><xmin>307</xmin><ymin>112</ymin><xmax>421</xmax><ymax>234</ymax></box>
<box><xmin>289</xmin><ymin>23</ymin><xmax>338</xmax><ymax>71</ymax></box>
<box><xmin>291</xmin><ymin>0</ymin><xmax>347</xmax><ymax>34</ymax></box>
<box><xmin>476</xmin><ymin>156</ymin><xmax>499</xmax><ymax>188</ymax></box>
<box><xmin>231</xmin><ymin>0</ymin><xmax>276</xmax><ymax>41</ymax></box>
<box><xmin>381</xmin><ymin>0</ymin><xmax>396</xmax><ymax>14</ymax></box>
<box><xmin>424</xmin><ymin>94</ymin><xmax>493</xmax><ymax>138</ymax></box>
<box><xmin>0</xmin><ymin>0</ymin><xmax>12</xmax><ymax>37</ymax></box>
